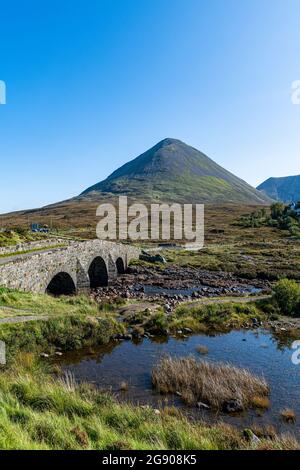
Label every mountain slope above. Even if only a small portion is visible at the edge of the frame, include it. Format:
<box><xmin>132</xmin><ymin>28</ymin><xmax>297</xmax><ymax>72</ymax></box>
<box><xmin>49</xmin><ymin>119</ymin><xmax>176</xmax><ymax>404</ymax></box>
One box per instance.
<box><xmin>81</xmin><ymin>138</ymin><xmax>271</xmax><ymax>204</ymax></box>
<box><xmin>257</xmin><ymin>175</ymin><xmax>300</xmax><ymax>203</ymax></box>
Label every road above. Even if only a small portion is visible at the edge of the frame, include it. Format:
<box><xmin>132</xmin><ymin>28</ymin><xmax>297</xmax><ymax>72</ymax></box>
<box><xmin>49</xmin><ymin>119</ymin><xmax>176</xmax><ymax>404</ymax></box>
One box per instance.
<box><xmin>0</xmin><ymin>246</ymin><xmax>67</xmax><ymax>266</ymax></box>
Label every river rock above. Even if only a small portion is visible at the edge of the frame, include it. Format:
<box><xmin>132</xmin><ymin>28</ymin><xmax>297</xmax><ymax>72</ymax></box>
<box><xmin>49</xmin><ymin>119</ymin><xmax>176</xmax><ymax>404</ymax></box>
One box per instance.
<box><xmin>222</xmin><ymin>399</ymin><xmax>243</xmax><ymax>413</ymax></box>
<box><xmin>139</xmin><ymin>251</ymin><xmax>167</xmax><ymax>264</ymax></box>
<box><xmin>182</xmin><ymin>327</ymin><xmax>193</xmax><ymax>334</ymax></box>
<box><xmin>123</xmin><ymin>334</ymin><xmax>132</xmax><ymax>340</ymax></box>
<box><xmin>243</xmin><ymin>429</ymin><xmax>260</xmax><ymax>445</ymax></box>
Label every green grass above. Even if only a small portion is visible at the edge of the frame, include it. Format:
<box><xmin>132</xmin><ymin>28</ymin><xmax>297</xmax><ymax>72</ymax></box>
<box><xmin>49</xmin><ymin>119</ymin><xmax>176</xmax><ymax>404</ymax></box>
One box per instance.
<box><xmin>0</xmin><ymin>354</ymin><xmax>297</xmax><ymax>450</ymax></box>
<box><xmin>0</xmin><ymin>287</ymin><xmax>128</xmax><ymax>362</ymax></box>
<box><xmin>0</xmin><ymin>287</ymin><xmax>101</xmax><ymax>316</ymax></box>
<box><xmin>125</xmin><ymin>289</ymin><xmax>300</xmax><ymax>336</ymax></box>
<box><xmin>170</xmin><ymin>302</ymin><xmax>267</xmax><ymax>333</ymax></box>
<box><xmin>0</xmin><ymin>287</ymin><xmax>126</xmax><ymax>360</ymax></box>
<box><xmin>0</xmin><ymin>229</ymin><xmax>48</xmax><ymax>248</ymax></box>
<box><xmin>120</xmin><ymin>297</ymin><xmax>275</xmax><ymax>336</ymax></box>
<box><xmin>0</xmin><ymin>315</ymin><xmax>124</xmax><ymax>361</ymax></box>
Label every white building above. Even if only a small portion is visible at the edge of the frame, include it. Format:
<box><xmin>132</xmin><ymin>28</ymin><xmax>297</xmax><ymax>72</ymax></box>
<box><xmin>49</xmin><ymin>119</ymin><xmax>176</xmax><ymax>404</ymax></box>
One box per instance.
<box><xmin>289</xmin><ymin>202</ymin><xmax>300</xmax><ymax>216</ymax></box>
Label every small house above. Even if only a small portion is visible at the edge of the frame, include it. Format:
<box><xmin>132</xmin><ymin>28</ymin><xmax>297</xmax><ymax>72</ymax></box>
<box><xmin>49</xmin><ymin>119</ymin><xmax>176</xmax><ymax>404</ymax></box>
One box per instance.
<box><xmin>289</xmin><ymin>202</ymin><xmax>300</xmax><ymax>217</ymax></box>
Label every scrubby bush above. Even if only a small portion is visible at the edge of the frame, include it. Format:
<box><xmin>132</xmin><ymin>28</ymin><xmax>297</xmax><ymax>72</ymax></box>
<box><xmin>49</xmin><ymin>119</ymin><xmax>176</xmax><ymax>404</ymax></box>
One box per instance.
<box><xmin>237</xmin><ymin>203</ymin><xmax>300</xmax><ymax>239</ymax></box>
<box><xmin>273</xmin><ymin>279</ymin><xmax>300</xmax><ymax>316</ymax></box>
<box><xmin>270</xmin><ymin>203</ymin><xmax>285</xmax><ymax>220</ymax></box>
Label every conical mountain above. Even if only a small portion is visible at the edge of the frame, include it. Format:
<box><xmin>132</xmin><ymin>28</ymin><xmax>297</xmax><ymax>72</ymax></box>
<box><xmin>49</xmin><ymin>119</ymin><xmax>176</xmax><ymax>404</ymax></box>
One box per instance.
<box><xmin>81</xmin><ymin>138</ymin><xmax>271</xmax><ymax>204</ymax></box>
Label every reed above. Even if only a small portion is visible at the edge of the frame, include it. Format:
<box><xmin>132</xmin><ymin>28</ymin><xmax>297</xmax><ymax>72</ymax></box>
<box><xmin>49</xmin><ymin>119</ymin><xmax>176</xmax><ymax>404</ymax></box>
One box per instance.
<box><xmin>152</xmin><ymin>356</ymin><xmax>269</xmax><ymax>411</ymax></box>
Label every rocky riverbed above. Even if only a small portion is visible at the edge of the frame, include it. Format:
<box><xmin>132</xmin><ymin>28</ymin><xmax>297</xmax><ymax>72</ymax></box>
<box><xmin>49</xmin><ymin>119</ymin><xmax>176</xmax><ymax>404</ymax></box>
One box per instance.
<box><xmin>91</xmin><ymin>264</ymin><xmax>271</xmax><ymax>312</ymax></box>
<box><xmin>89</xmin><ymin>264</ymin><xmax>300</xmax><ymax>338</ymax></box>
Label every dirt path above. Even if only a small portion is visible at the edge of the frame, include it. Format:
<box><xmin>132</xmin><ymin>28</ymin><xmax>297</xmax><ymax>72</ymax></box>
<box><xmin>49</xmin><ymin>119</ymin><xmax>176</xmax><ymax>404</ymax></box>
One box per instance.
<box><xmin>0</xmin><ymin>314</ymin><xmax>49</xmax><ymax>324</ymax></box>
<box><xmin>186</xmin><ymin>294</ymin><xmax>271</xmax><ymax>308</ymax></box>
<box><xmin>0</xmin><ymin>305</ymin><xmax>37</xmax><ymax>313</ymax></box>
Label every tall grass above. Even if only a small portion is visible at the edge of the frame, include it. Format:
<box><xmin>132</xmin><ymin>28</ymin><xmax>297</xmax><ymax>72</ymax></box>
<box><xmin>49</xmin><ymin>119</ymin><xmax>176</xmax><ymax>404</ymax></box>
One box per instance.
<box><xmin>152</xmin><ymin>356</ymin><xmax>269</xmax><ymax>411</ymax></box>
<box><xmin>0</xmin><ymin>357</ymin><xmax>296</xmax><ymax>450</ymax></box>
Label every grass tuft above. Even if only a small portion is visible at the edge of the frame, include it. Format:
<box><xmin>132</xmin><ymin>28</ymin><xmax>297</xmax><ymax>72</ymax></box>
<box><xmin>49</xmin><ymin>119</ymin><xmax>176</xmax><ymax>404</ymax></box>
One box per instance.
<box><xmin>152</xmin><ymin>356</ymin><xmax>269</xmax><ymax>411</ymax></box>
<box><xmin>250</xmin><ymin>396</ymin><xmax>270</xmax><ymax>410</ymax></box>
<box><xmin>196</xmin><ymin>345</ymin><xmax>209</xmax><ymax>355</ymax></box>
<box><xmin>280</xmin><ymin>408</ymin><xmax>297</xmax><ymax>424</ymax></box>
<box><xmin>120</xmin><ymin>381</ymin><xmax>129</xmax><ymax>392</ymax></box>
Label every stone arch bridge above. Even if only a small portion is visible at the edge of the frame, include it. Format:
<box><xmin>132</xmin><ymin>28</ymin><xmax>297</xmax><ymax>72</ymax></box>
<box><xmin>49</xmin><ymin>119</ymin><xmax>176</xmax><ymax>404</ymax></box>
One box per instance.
<box><xmin>0</xmin><ymin>240</ymin><xmax>140</xmax><ymax>295</ymax></box>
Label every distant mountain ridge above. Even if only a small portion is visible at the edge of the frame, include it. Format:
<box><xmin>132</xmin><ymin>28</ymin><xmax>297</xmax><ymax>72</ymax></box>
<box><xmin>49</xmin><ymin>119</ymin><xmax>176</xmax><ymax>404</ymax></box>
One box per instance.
<box><xmin>81</xmin><ymin>138</ymin><xmax>271</xmax><ymax>204</ymax></box>
<box><xmin>257</xmin><ymin>175</ymin><xmax>300</xmax><ymax>203</ymax></box>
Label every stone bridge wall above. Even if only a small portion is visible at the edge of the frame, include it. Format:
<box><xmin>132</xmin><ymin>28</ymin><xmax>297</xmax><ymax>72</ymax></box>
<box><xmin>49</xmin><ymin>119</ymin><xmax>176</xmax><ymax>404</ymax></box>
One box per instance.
<box><xmin>0</xmin><ymin>238</ymin><xmax>70</xmax><ymax>256</ymax></box>
<box><xmin>0</xmin><ymin>240</ymin><xmax>140</xmax><ymax>294</ymax></box>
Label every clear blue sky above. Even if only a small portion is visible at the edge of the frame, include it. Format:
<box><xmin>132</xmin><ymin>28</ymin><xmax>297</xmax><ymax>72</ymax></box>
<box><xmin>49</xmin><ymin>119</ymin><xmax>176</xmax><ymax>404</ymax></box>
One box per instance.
<box><xmin>0</xmin><ymin>0</ymin><xmax>300</xmax><ymax>213</ymax></box>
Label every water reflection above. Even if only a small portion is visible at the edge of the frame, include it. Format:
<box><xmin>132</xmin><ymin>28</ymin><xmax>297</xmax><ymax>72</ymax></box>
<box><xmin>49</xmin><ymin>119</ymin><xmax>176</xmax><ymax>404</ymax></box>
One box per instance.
<box><xmin>54</xmin><ymin>329</ymin><xmax>300</xmax><ymax>436</ymax></box>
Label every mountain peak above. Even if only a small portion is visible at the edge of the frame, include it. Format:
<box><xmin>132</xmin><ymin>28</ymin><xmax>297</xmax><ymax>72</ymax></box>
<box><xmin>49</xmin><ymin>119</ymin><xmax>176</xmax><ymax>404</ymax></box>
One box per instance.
<box><xmin>146</xmin><ymin>137</ymin><xmax>188</xmax><ymax>154</ymax></box>
<box><xmin>81</xmin><ymin>139</ymin><xmax>272</xmax><ymax>204</ymax></box>
<box><xmin>156</xmin><ymin>137</ymin><xmax>185</xmax><ymax>147</ymax></box>
<box><xmin>257</xmin><ymin>175</ymin><xmax>300</xmax><ymax>202</ymax></box>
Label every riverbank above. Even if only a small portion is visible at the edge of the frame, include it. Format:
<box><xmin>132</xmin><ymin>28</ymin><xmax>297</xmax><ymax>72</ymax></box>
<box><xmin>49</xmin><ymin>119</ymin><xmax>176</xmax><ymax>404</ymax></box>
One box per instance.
<box><xmin>0</xmin><ymin>283</ymin><xmax>299</xmax><ymax>359</ymax></box>
<box><xmin>0</xmin><ymin>281</ymin><xmax>300</xmax><ymax>450</ymax></box>
<box><xmin>0</xmin><ymin>354</ymin><xmax>298</xmax><ymax>450</ymax></box>
<box><xmin>53</xmin><ymin>325</ymin><xmax>300</xmax><ymax>436</ymax></box>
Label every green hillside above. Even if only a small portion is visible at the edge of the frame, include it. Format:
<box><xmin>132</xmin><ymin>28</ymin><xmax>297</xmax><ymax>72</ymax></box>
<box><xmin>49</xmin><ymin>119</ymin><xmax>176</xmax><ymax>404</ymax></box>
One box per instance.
<box><xmin>82</xmin><ymin>138</ymin><xmax>271</xmax><ymax>204</ymax></box>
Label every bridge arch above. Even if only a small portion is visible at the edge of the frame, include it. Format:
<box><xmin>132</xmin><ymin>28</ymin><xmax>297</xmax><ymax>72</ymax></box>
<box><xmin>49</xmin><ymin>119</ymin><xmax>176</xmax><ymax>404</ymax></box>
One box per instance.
<box><xmin>0</xmin><ymin>240</ymin><xmax>140</xmax><ymax>294</ymax></box>
<box><xmin>115</xmin><ymin>257</ymin><xmax>125</xmax><ymax>274</ymax></box>
<box><xmin>88</xmin><ymin>256</ymin><xmax>109</xmax><ymax>288</ymax></box>
<box><xmin>46</xmin><ymin>271</ymin><xmax>76</xmax><ymax>296</ymax></box>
